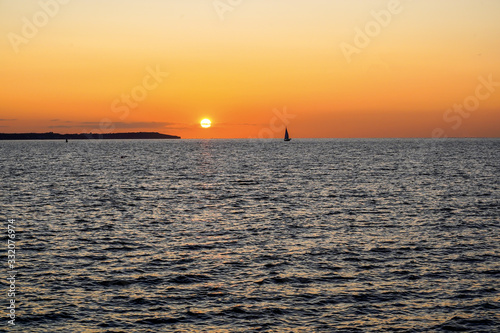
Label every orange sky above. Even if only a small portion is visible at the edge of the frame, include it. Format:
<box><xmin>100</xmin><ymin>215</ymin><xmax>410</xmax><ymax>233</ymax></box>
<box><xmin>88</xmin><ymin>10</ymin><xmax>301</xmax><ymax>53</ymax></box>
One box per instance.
<box><xmin>0</xmin><ymin>0</ymin><xmax>499</xmax><ymax>138</ymax></box>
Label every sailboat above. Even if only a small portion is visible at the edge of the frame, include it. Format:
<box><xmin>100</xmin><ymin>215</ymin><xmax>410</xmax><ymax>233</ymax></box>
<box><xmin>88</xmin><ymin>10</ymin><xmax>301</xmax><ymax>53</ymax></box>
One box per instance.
<box><xmin>284</xmin><ymin>127</ymin><xmax>291</xmax><ymax>141</ymax></box>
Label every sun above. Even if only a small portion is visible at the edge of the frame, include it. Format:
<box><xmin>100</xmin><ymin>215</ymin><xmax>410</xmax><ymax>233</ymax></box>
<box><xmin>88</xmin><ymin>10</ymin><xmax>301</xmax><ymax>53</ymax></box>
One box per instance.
<box><xmin>200</xmin><ymin>118</ymin><xmax>211</xmax><ymax>128</ymax></box>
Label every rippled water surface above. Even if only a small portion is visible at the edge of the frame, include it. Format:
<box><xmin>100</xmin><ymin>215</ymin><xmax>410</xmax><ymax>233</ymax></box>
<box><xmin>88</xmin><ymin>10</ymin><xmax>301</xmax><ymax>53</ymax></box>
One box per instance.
<box><xmin>1</xmin><ymin>139</ymin><xmax>499</xmax><ymax>332</ymax></box>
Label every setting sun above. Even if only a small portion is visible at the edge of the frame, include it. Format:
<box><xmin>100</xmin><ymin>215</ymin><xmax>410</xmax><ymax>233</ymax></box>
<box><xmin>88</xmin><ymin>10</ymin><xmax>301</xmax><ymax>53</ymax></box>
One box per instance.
<box><xmin>200</xmin><ymin>119</ymin><xmax>212</xmax><ymax>129</ymax></box>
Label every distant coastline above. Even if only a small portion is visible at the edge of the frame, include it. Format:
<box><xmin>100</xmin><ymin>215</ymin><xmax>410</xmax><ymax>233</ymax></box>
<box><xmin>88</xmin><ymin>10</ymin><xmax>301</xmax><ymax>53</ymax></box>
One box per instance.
<box><xmin>0</xmin><ymin>132</ymin><xmax>181</xmax><ymax>140</ymax></box>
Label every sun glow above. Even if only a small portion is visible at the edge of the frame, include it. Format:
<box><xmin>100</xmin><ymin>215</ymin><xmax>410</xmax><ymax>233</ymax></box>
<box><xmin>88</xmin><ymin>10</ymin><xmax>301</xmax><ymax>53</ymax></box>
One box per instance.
<box><xmin>200</xmin><ymin>119</ymin><xmax>212</xmax><ymax>128</ymax></box>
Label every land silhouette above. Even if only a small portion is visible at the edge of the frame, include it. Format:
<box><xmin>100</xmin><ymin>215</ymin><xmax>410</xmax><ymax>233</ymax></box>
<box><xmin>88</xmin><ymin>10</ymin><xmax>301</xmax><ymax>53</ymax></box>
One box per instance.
<box><xmin>0</xmin><ymin>132</ymin><xmax>180</xmax><ymax>140</ymax></box>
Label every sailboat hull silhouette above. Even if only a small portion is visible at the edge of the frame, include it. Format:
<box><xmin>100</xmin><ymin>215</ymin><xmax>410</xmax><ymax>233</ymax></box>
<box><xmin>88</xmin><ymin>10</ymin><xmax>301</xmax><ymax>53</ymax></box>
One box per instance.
<box><xmin>284</xmin><ymin>128</ymin><xmax>291</xmax><ymax>141</ymax></box>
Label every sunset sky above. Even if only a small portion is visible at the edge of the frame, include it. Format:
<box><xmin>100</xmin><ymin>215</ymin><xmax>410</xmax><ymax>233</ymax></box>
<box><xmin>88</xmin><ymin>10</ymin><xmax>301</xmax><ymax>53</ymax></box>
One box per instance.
<box><xmin>1</xmin><ymin>0</ymin><xmax>499</xmax><ymax>138</ymax></box>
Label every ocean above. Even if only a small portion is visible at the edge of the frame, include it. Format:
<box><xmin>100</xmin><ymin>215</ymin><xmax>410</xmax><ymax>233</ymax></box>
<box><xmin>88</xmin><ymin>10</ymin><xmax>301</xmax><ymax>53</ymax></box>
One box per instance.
<box><xmin>1</xmin><ymin>138</ymin><xmax>499</xmax><ymax>332</ymax></box>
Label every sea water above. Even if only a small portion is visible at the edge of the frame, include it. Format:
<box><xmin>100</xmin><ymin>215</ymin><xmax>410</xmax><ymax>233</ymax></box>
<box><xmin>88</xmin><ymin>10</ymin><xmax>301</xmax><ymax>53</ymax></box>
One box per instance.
<box><xmin>1</xmin><ymin>139</ymin><xmax>499</xmax><ymax>332</ymax></box>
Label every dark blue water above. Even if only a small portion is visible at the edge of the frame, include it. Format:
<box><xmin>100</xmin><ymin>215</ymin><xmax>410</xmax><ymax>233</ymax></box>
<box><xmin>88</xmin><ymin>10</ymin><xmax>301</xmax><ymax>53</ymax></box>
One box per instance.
<box><xmin>1</xmin><ymin>139</ymin><xmax>499</xmax><ymax>332</ymax></box>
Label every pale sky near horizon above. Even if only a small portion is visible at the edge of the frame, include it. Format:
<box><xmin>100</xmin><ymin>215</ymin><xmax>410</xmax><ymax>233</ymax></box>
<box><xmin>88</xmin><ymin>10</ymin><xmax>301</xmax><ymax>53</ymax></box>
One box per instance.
<box><xmin>0</xmin><ymin>0</ymin><xmax>499</xmax><ymax>138</ymax></box>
